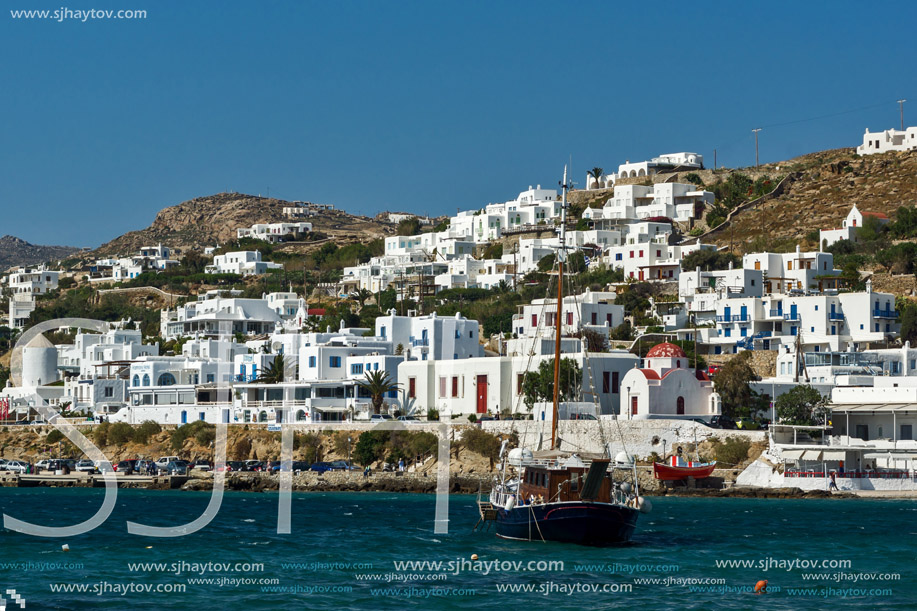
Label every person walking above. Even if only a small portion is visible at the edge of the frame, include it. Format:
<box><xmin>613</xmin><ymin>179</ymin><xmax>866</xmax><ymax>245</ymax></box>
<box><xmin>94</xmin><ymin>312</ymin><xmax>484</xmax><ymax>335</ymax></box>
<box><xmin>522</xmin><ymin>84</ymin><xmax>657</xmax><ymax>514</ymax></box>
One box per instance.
<box><xmin>829</xmin><ymin>471</ymin><xmax>839</xmax><ymax>492</ymax></box>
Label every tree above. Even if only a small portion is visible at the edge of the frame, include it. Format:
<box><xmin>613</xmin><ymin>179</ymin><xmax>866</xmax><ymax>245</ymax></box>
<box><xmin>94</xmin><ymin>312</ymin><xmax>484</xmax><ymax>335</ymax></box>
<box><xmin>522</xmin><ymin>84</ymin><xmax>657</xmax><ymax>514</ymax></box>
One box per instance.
<box><xmin>256</xmin><ymin>354</ymin><xmax>285</xmax><ymax>384</ymax></box>
<box><xmin>354</xmin><ymin>288</ymin><xmax>373</xmax><ymax>308</ymax></box>
<box><xmin>356</xmin><ymin>370</ymin><xmax>399</xmax><ymax>414</ymax></box>
<box><xmin>776</xmin><ymin>385</ymin><xmax>828</xmax><ymax>425</ymax></box>
<box><xmin>521</xmin><ymin>358</ymin><xmax>582</xmax><ymax>411</ymax></box>
<box><xmin>682</xmin><ymin>249</ymin><xmax>740</xmax><ymax>272</ymax></box>
<box><xmin>587</xmin><ymin>167</ymin><xmax>604</xmax><ymax>188</ymax></box>
<box><xmin>396</xmin><ymin>217</ymin><xmax>422</xmax><ymax>236</ymax></box>
<box><xmin>713</xmin><ymin>352</ymin><xmax>757</xmax><ymax>419</ymax></box>
<box><xmin>580</xmin><ymin>329</ymin><xmax>607</xmax><ymax>352</ymax></box>
<box><xmin>900</xmin><ymin>303</ymin><xmax>917</xmax><ymax>345</ymax></box>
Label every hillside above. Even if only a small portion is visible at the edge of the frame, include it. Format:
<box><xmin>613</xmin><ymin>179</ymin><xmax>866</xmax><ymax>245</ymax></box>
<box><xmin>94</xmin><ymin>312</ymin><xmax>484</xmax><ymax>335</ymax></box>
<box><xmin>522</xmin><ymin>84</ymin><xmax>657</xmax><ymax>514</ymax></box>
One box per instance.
<box><xmin>0</xmin><ymin>235</ymin><xmax>80</xmax><ymax>271</ymax></box>
<box><xmin>702</xmin><ymin>148</ymin><xmax>917</xmax><ymax>250</ymax></box>
<box><xmin>92</xmin><ymin>192</ymin><xmax>395</xmax><ymax>257</ymax></box>
<box><xmin>570</xmin><ymin>148</ymin><xmax>917</xmax><ymax>252</ymax></box>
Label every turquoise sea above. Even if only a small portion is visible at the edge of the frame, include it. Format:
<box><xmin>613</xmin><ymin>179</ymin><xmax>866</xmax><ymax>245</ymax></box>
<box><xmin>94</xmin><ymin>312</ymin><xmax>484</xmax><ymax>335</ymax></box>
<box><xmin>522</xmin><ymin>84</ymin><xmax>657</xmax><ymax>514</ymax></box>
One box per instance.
<box><xmin>0</xmin><ymin>488</ymin><xmax>913</xmax><ymax>610</ymax></box>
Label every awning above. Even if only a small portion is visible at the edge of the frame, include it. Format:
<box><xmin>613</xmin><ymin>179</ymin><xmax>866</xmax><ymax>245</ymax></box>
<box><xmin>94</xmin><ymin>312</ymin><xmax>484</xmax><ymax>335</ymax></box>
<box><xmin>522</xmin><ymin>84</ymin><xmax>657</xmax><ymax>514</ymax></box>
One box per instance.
<box><xmin>821</xmin><ymin>450</ymin><xmax>846</xmax><ymax>461</ymax></box>
<box><xmin>802</xmin><ymin>450</ymin><xmax>823</xmax><ymax>460</ymax></box>
<box><xmin>863</xmin><ymin>452</ymin><xmax>917</xmax><ymax>460</ymax></box>
<box><xmin>830</xmin><ymin>403</ymin><xmax>917</xmax><ymax>413</ymax></box>
<box><xmin>781</xmin><ymin>449</ymin><xmax>805</xmax><ymax>460</ymax></box>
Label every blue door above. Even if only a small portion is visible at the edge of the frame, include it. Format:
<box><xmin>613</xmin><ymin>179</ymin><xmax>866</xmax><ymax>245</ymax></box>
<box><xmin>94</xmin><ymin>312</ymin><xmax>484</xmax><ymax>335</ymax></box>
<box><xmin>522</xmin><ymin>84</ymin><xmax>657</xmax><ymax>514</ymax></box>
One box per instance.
<box><xmin>723</xmin><ymin>306</ymin><xmax>731</xmax><ymax>320</ymax></box>
<box><xmin>790</xmin><ymin>304</ymin><xmax>798</xmax><ymax>320</ymax></box>
<box><xmin>740</xmin><ymin>305</ymin><xmax>748</xmax><ymax>321</ymax></box>
<box><xmin>181</xmin><ymin>411</ymin><xmax>187</xmax><ymax>424</ymax></box>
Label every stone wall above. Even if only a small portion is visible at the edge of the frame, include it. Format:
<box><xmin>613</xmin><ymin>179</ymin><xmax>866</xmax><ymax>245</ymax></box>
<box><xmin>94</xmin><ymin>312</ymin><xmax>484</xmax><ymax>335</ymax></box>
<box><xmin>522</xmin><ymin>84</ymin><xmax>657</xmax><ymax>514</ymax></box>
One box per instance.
<box><xmin>748</xmin><ymin>350</ymin><xmax>777</xmax><ymax>379</ymax></box>
<box><xmin>869</xmin><ymin>273</ymin><xmax>917</xmax><ymax>298</ymax></box>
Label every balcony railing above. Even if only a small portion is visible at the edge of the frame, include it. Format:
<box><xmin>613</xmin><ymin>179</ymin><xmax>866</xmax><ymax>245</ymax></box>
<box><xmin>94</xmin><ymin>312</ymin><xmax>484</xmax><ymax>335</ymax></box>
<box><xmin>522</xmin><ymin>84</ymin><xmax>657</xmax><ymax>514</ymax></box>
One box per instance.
<box><xmin>783</xmin><ymin>313</ymin><xmax>800</xmax><ymax>321</ymax></box>
<box><xmin>768</xmin><ymin>309</ymin><xmax>784</xmax><ymax>317</ymax></box>
<box><xmin>828</xmin><ymin>312</ymin><xmax>844</xmax><ymax>321</ymax></box>
<box><xmin>873</xmin><ymin>309</ymin><xmax>898</xmax><ymax>319</ymax></box>
<box><xmin>411</xmin><ymin>338</ymin><xmax>429</xmax><ymax>347</ymax></box>
<box><xmin>716</xmin><ymin>314</ymin><xmax>749</xmax><ymax>323</ymax></box>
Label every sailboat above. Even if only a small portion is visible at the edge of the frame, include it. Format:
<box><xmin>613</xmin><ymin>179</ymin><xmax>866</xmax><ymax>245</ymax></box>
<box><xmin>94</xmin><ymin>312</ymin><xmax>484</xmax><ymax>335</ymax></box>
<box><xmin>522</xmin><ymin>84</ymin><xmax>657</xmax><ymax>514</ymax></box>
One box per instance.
<box><xmin>478</xmin><ymin>167</ymin><xmax>650</xmax><ymax>546</ymax></box>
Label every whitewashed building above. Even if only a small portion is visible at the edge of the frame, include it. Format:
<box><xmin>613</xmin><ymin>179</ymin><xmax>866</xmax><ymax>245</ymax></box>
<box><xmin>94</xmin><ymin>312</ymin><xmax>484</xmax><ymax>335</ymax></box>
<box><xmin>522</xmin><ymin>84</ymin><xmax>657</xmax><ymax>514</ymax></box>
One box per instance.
<box><xmin>856</xmin><ymin>126</ymin><xmax>917</xmax><ymax>155</ymax></box>
<box><xmin>205</xmin><ymin>251</ymin><xmax>284</xmax><ymax>276</ymax></box>
<box><xmin>237</xmin><ymin>222</ymin><xmax>312</xmax><ymax>243</ymax></box>
<box><xmin>819</xmin><ymin>204</ymin><xmax>891</xmax><ymax>249</ymax></box>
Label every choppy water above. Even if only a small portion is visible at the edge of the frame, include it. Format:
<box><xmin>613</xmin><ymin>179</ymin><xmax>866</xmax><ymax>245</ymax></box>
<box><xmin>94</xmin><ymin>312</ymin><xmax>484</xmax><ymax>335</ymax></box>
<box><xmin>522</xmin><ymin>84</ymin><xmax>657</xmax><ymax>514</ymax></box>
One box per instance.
<box><xmin>0</xmin><ymin>488</ymin><xmax>913</xmax><ymax>609</ymax></box>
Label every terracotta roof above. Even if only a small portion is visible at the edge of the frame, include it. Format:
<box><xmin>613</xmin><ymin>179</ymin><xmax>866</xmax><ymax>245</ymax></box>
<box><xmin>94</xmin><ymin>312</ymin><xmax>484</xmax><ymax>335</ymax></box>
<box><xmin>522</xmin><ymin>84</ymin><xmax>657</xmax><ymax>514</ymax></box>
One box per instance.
<box><xmin>646</xmin><ymin>342</ymin><xmax>687</xmax><ymax>358</ymax></box>
<box><xmin>637</xmin><ymin>369</ymin><xmax>661</xmax><ymax>380</ymax></box>
<box><xmin>861</xmin><ymin>211</ymin><xmax>889</xmax><ymax>219</ymax></box>
<box><xmin>307</xmin><ymin>308</ymin><xmax>326</xmax><ymax>316</ymax></box>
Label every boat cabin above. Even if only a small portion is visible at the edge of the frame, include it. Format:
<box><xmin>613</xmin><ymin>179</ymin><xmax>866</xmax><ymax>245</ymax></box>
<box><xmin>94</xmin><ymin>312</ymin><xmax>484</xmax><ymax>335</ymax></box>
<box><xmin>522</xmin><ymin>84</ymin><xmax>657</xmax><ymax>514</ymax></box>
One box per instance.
<box><xmin>518</xmin><ymin>459</ymin><xmax>614</xmax><ymax>503</ymax></box>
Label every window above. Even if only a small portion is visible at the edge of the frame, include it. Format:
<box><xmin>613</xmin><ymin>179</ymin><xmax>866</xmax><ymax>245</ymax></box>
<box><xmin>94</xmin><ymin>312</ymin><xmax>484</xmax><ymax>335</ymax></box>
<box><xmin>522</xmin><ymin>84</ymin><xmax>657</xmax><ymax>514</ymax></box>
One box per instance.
<box><xmin>440</xmin><ymin>377</ymin><xmax>447</xmax><ymax>397</ymax></box>
<box><xmin>142</xmin><ymin>374</ymin><xmax>151</xmax><ymax>387</ymax></box>
<box><xmin>629</xmin><ymin>251</ymin><xmax>634</xmax><ymax>258</ymax></box>
<box><xmin>132</xmin><ymin>375</ymin><xmax>140</xmax><ymax>387</ymax></box>
<box><xmin>591</xmin><ymin>312</ymin><xmax>597</xmax><ymax>325</ymax></box>
<box><xmin>602</xmin><ymin>372</ymin><xmax>610</xmax><ymax>393</ymax></box>
<box><xmin>517</xmin><ymin>374</ymin><xmax>524</xmax><ymax>394</ymax></box>
<box><xmin>206</xmin><ymin>374</ymin><xmax>215</xmax><ymax>383</ymax></box>
<box><xmin>787</xmin><ymin>261</ymin><xmax>792</xmax><ymax>270</ymax></box>
<box><xmin>676</xmin><ymin>396</ymin><xmax>685</xmax><ymax>415</ymax></box>
<box><xmin>452</xmin><ymin>376</ymin><xmax>459</xmax><ymax>398</ymax></box>
<box><xmin>656</xmin><ymin>250</ymin><xmax>661</xmax><ymax>257</ymax></box>
<box><xmin>351</xmin><ymin>364</ymin><xmax>363</xmax><ymax>375</ymax></box>
<box><xmin>330</xmin><ymin>356</ymin><xmax>342</xmax><ymax>368</ymax></box>
<box><xmin>532</xmin><ymin>314</ymin><xmax>538</xmax><ymax>327</ymax></box>
<box><xmin>408</xmin><ymin>377</ymin><xmax>416</xmax><ymax>399</ymax></box>
<box><xmin>157</xmin><ymin>373</ymin><xmax>176</xmax><ymax>386</ymax></box>
<box><xmin>104</xmin><ymin>387</ymin><xmax>114</xmax><ymax>398</ymax></box>
<box><xmin>309</xmin><ymin>356</ymin><xmax>316</xmax><ymax>367</ymax></box>
<box><xmin>615</xmin><ymin>253</ymin><xmax>622</xmax><ymax>261</ymax></box>
<box><xmin>639</xmin><ymin>250</ymin><xmax>644</xmax><ymax>257</ymax></box>
<box><xmin>815</xmin><ymin>305</ymin><xmax>818</xmax><ymax>311</ymax></box>
<box><xmin>612</xmin><ymin>371</ymin><xmax>619</xmax><ymax>394</ymax></box>
<box><xmin>566</xmin><ymin>312</ymin><xmax>573</xmax><ymax>326</ymax></box>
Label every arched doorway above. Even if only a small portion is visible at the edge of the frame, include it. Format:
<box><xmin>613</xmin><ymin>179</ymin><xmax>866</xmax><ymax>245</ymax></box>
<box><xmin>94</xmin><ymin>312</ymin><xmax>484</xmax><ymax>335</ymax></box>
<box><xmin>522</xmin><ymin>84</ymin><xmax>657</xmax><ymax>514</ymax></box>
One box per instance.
<box><xmin>676</xmin><ymin>396</ymin><xmax>685</xmax><ymax>415</ymax></box>
<box><xmin>259</xmin><ymin>411</ymin><xmax>268</xmax><ymax>422</ymax></box>
<box><xmin>296</xmin><ymin>409</ymin><xmax>307</xmax><ymax>422</ymax></box>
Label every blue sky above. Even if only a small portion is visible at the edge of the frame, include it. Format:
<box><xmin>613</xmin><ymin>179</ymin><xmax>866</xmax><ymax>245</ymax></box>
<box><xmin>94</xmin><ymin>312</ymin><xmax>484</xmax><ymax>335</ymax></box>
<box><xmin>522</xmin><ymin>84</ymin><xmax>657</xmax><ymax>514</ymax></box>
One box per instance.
<box><xmin>2</xmin><ymin>1</ymin><xmax>915</xmax><ymax>247</ymax></box>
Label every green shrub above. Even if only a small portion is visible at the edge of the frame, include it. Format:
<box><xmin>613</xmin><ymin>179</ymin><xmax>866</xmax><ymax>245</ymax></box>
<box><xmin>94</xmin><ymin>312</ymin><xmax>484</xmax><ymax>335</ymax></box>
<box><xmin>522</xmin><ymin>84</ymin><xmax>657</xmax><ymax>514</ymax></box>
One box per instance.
<box><xmin>426</xmin><ymin>408</ymin><xmax>440</xmax><ymax>421</ymax></box>
<box><xmin>133</xmin><ymin>420</ymin><xmax>162</xmax><ymax>444</ymax></box>
<box><xmin>46</xmin><ymin>429</ymin><xmax>65</xmax><ymax>444</ymax></box>
<box><xmin>711</xmin><ymin>436</ymin><xmax>751</xmax><ymax>466</ymax></box>
<box><xmin>170</xmin><ymin>420</ymin><xmax>215</xmax><ymax>451</ymax></box>
<box><xmin>92</xmin><ymin>422</ymin><xmax>110</xmax><ymax>446</ymax></box>
<box><xmin>461</xmin><ymin>428</ymin><xmax>501</xmax><ymax>460</ymax></box>
<box><xmin>108</xmin><ymin>422</ymin><xmax>134</xmax><ymax>445</ymax></box>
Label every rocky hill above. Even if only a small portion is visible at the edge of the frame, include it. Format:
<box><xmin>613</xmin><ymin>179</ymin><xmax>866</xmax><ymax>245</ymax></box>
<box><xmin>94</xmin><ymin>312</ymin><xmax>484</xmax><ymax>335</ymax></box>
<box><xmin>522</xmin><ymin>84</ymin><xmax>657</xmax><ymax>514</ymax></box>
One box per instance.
<box><xmin>701</xmin><ymin>148</ymin><xmax>917</xmax><ymax>250</ymax></box>
<box><xmin>0</xmin><ymin>235</ymin><xmax>80</xmax><ymax>271</ymax></box>
<box><xmin>92</xmin><ymin>192</ymin><xmax>395</xmax><ymax>257</ymax></box>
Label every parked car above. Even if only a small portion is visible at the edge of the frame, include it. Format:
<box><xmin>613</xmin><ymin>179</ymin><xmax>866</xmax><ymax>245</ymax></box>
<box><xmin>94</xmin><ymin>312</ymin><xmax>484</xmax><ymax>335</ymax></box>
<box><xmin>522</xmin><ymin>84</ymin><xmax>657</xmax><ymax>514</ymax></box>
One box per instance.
<box><xmin>291</xmin><ymin>461</ymin><xmax>310</xmax><ymax>473</ymax></box>
<box><xmin>370</xmin><ymin>414</ymin><xmax>393</xmax><ymax>422</ymax></box>
<box><xmin>266</xmin><ymin>461</ymin><xmax>282</xmax><ymax>473</ymax></box>
<box><xmin>163</xmin><ymin>460</ymin><xmax>189</xmax><ymax>475</ymax></box>
<box><xmin>244</xmin><ymin>460</ymin><xmax>265</xmax><ymax>472</ymax></box>
<box><xmin>95</xmin><ymin>460</ymin><xmax>115</xmax><ymax>473</ymax></box>
<box><xmin>396</xmin><ymin>416</ymin><xmax>419</xmax><ymax>423</ymax></box>
<box><xmin>216</xmin><ymin>461</ymin><xmax>247</xmax><ymax>472</ymax></box>
<box><xmin>115</xmin><ymin>459</ymin><xmax>139</xmax><ymax>474</ymax></box>
<box><xmin>0</xmin><ymin>459</ymin><xmax>8</xmax><ymax>469</ymax></box>
<box><xmin>709</xmin><ymin>415</ymin><xmax>738</xmax><ymax>430</ymax></box>
<box><xmin>34</xmin><ymin>459</ymin><xmax>52</xmax><ymax>471</ymax></box>
<box><xmin>5</xmin><ymin>460</ymin><xmax>29</xmax><ymax>473</ymax></box>
<box><xmin>75</xmin><ymin>459</ymin><xmax>96</xmax><ymax>473</ymax></box>
<box><xmin>310</xmin><ymin>462</ymin><xmax>333</xmax><ymax>473</ymax></box>
<box><xmin>136</xmin><ymin>459</ymin><xmax>155</xmax><ymax>474</ymax></box>
<box><xmin>155</xmin><ymin>456</ymin><xmax>181</xmax><ymax>470</ymax></box>
<box><xmin>330</xmin><ymin>460</ymin><xmax>355</xmax><ymax>471</ymax></box>
<box><xmin>736</xmin><ymin>417</ymin><xmax>761</xmax><ymax>430</ymax></box>
<box><xmin>191</xmin><ymin>459</ymin><xmax>212</xmax><ymax>472</ymax></box>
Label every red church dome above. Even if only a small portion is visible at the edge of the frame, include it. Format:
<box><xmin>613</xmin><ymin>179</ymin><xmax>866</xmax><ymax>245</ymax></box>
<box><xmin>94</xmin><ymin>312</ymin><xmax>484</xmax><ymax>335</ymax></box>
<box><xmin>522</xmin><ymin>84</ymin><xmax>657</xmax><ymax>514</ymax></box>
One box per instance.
<box><xmin>646</xmin><ymin>342</ymin><xmax>686</xmax><ymax>358</ymax></box>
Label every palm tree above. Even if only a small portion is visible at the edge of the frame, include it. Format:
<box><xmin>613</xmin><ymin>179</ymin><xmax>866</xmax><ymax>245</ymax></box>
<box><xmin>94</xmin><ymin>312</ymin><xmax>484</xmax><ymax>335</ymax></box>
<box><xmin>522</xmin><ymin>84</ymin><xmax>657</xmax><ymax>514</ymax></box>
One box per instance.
<box><xmin>356</xmin><ymin>370</ymin><xmax>399</xmax><ymax>414</ymax></box>
<box><xmin>355</xmin><ymin>288</ymin><xmax>373</xmax><ymax>308</ymax></box>
<box><xmin>587</xmin><ymin>167</ymin><xmax>605</xmax><ymax>189</ymax></box>
<box><xmin>256</xmin><ymin>354</ymin><xmax>285</xmax><ymax>384</ymax></box>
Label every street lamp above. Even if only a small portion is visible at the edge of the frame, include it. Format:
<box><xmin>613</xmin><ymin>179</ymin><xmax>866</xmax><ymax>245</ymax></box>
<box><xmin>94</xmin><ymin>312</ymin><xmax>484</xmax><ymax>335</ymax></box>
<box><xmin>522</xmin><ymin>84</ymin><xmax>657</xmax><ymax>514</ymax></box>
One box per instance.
<box><xmin>625</xmin><ymin>386</ymin><xmax>631</xmax><ymax>420</ymax></box>
<box><xmin>348</xmin><ymin>436</ymin><xmax>352</xmax><ymax>473</ymax></box>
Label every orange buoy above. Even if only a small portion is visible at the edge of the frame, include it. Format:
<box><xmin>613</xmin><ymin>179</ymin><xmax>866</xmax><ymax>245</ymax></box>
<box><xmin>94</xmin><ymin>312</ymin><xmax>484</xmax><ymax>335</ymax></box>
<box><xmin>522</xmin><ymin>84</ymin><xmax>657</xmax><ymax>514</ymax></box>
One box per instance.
<box><xmin>754</xmin><ymin>580</ymin><xmax>767</xmax><ymax>594</ymax></box>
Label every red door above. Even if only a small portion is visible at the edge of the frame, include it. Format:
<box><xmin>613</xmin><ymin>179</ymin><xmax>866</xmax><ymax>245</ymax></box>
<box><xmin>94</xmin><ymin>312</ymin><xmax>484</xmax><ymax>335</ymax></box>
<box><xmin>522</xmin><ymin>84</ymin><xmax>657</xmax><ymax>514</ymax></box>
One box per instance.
<box><xmin>631</xmin><ymin>396</ymin><xmax>638</xmax><ymax>415</ymax></box>
<box><xmin>638</xmin><ymin>270</ymin><xmax>644</xmax><ymax>281</ymax></box>
<box><xmin>476</xmin><ymin>375</ymin><xmax>488</xmax><ymax>414</ymax></box>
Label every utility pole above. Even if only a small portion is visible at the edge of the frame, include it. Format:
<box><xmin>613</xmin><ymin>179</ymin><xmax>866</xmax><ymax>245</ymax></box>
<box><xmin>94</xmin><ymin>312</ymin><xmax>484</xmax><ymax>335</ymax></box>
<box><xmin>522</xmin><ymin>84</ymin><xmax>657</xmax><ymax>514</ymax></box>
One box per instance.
<box><xmin>752</xmin><ymin>128</ymin><xmax>762</xmax><ymax>170</ymax></box>
<box><xmin>898</xmin><ymin>99</ymin><xmax>907</xmax><ymax>130</ymax></box>
<box><xmin>714</xmin><ymin>149</ymin><xmax>717</xmax><ymax>170</ymax></box>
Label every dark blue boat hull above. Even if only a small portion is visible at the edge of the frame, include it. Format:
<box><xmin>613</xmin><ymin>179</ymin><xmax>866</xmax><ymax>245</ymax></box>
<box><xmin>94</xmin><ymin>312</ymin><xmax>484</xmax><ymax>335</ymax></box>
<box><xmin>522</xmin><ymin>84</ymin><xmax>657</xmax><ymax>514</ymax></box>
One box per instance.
<box><xmin>495</xmin><ymin>501</ymin><xmax>639</xmax><ymax>546</ymax></box>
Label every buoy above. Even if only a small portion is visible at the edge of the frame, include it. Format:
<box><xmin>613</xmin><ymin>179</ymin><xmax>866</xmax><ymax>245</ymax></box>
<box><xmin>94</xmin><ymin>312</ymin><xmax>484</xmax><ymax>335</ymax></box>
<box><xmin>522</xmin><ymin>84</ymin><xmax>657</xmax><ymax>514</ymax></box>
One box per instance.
<box><xmin>61</xmin><ymin>544</ymin><xmax>70</xmax><ymax>552</ymax></box>
<box><xmin>471</xmin><ymin>554</ymin><xmax>478</xmax><ymax>561</ymax></box>
<box><xmin>145</xmin><ymin>546</ymin><xmax>153</xmax><ymax>549</ymax></box>
<box><xmin>754</xmin><ymin>580</ymin><xmax>767</xmax><ymax>594</ymax></box>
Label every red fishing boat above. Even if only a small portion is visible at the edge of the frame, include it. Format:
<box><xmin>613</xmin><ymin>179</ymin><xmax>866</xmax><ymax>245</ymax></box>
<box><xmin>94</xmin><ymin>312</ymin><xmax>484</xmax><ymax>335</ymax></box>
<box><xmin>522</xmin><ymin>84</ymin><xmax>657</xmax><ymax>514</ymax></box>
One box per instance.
<box><xmin>653</xmin><ymin>456</ymin><xmax>716</xmax><ymax>481</ymax></box>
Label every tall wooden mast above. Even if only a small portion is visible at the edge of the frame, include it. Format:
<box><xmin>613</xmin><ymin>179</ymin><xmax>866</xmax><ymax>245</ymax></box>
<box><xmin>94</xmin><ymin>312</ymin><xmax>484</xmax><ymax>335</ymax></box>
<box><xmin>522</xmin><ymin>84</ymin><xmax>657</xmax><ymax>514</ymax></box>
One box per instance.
<box><xmin>551</xmin><ymin>166</ymin><xmax>569</xmax><ymax>450</ymax></box>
